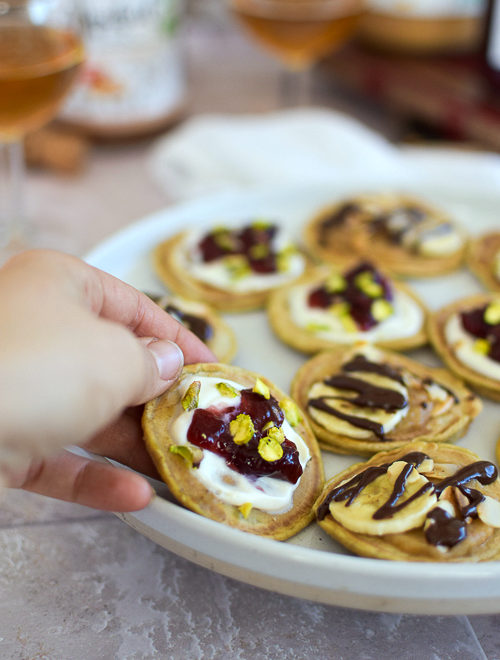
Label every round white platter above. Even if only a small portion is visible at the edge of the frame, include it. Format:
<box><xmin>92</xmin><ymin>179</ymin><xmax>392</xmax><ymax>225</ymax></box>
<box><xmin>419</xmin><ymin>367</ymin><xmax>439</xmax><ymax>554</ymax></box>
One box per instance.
<box><xmin>85</xmin><ymin>177</ymin><xmax>500</xmax><ymax>615</ymax></box>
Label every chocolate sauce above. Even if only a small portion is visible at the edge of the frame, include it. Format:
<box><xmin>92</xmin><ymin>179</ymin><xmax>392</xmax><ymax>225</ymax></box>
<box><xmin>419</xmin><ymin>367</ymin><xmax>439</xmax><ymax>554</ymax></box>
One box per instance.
<box><xmin>307</xmin><ymin>354</ymin><xmax>408</xmax><ymax>440</ymax></box>
<box><xmin>316</xmin><ymin>451</ymin><xmax>427</xmax><ymax>520</ymax></box>
<box><xmin>317</xmin><ymin>452</ymin><xmax>499</xmax><ymax>550</ymax></box>
<box><xmin>187</xmin><ymin>388</ymin><xmax>302</xmax><ymax>484</ymax></box>
<box><xmin>307</xmin><ymin>261</ymin><xmax>393</xmax><ymax>331</ymax></box>
<box><xmin>318</xmin><ymin>202</ymin><xmax>359</xmax><ymax>245</ymax></box>
<box><xmin>165</xmin><ymin>304</ymin><xmax>213</xmax><ymax>342</ymax></box>
<box><xmin>425</xmin><ymin>508</ymin><xmax>466</xmax><ymax>548</ymax></box>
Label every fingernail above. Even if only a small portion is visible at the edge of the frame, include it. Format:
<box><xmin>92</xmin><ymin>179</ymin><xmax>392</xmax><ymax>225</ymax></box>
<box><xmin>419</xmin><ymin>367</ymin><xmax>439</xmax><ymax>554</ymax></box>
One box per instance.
<box><xmin>148</xmin><ymin>339</ymin><xmax>184</xmax><ymax>381</ymax></box>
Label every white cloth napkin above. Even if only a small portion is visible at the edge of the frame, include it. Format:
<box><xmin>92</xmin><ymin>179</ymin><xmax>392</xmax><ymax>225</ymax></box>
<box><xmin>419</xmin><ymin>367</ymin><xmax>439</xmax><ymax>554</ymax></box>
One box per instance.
<box><xmin>149</xmin><ymin>107</ymin><xmax>500</xmax><ymax>200</ymax></box>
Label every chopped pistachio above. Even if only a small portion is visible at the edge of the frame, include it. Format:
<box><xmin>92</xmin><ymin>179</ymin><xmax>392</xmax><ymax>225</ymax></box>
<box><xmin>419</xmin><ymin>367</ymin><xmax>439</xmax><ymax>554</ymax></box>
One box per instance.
<box><xmin>306</xmin><ymin>322</ymin><xmax>332</xmax><ymax>333</ymax></box>
<box><xmin>324</xmin><ymin>272</ymin><xmax>346</xmax><ymax>294</ymax></box>
<box><xmin>216</xmin><ymin>382</ymin><xmax>240</xmax><ymax>398</ymax></box>
<box><xmin>212</xmin><ymin>226</ymin><xmax>237</xmax><ymax>251</ymax></box>
<box><xmin>239</xmin><ymin>502</ymin><xmax>253</xmax><ymax>519</ymax></box>
<box><xmin>169</xmin><ymin>445</ymin><xmax>196</xmax><ymax>468</ymax></box>
<box><xmin>280</xmin><ymin>398</ymin><xmax>302</xmax><ymax>427</ymax></box>
<box><xmin>329</xmin><ymin>301</ymin><xmax>350</xmax><ymax>317</ymax></box>
<box><xmin>224</xmin><ymin>255</ymin><xmax>251</xmax><ymax>281</ymax></box>
<box><xmin>371</xmin><ymin>299</ymin><xmax>393</xmax><ymax>322</ymax></box>
<box><xmin>249</xmin><ymin>243</ymin><xmax>270</xmax><ymax>260</ymax></box>
<box><xmin>251</xmin><ymin>219</ymin><xmax>272</xmax><ymax>231</ymax></box>
<box><xmin>258</xmin><ymin>435</ymin><xmax>284</xmax><ymax>462</ymax></box>
<box><xmin>276</xmin><ymin>244</ymin><xmax>297</xmax><ymax>272</ymax></box>
<box><xmin>474</xmin><ymin>338</ymin><xmax>490</xmax><ymax>355</ymax></box>
<box><xmin>253</xmin><ymin>377</ymin><xmax>270</xmax><ymax>399</ymax></box>
<box><xmin>267</xmin><ymin>426</ymin><xmax>285</xmax><ymax>444</ymax></box>
<box><xmin>484</xmin><ymin>301</ymin><xmax>500</xmax><ymax>325</ymax></box>
<box><xmin>354</xmin><ymin>271</ymin><xmax>383</xmax><ymax>298</ymax></box>
<box><xmin>182</xmin><ymin>380</ymin><xmax>201</xmax><ymax>411</ymax></box>
<box><xmin>339</xmin><ymin>314</ymin><xmax>358</xmax><ymax>332</ymax></box>
<box><xmin>230</xmin><ymin>413</ymin><xmax>255</xmax><ymax>445</ymax></box>
<box><xmin>262</xmin><ymin>421</ymin><xmax>275</xmax><ymax>431</ymax></box>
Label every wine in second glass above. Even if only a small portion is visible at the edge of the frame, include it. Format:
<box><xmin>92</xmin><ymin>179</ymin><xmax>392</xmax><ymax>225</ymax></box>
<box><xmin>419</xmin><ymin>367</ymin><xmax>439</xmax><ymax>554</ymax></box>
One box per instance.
<box><xmin>230</xmin><ymin>0</ymin><xmax>365</xmax><ymax>70</ymax></box>
<box><xmin>0</xmin><ymin>12</ymin><xmax>84</xmax><ymax>250</ymax></box>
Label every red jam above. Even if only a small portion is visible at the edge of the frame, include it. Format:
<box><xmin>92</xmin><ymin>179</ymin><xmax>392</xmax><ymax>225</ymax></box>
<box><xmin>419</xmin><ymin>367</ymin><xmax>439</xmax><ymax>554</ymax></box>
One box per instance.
<box><xmin>197</xmin><ymin>223</ymin><xmax>279</xmax><ymax>274</ymax></box>
<box><xmin>187</xmin><ymin>389</ymin><xmax>303</xmax><ymax>484</ymax></box>
<box><xmin>461</xmin><ymin>305</ymin><xmax>500</xmax><ymax>363</ymax></box>
<box><xmin>307</xmin><ymin>261</ymin><xmax>393</xmax><ymax>331</ymax></box>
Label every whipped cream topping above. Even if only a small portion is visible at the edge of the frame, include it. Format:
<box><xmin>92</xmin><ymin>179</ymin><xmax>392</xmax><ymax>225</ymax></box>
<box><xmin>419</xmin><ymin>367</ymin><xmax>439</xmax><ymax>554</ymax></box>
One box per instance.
<box><xmin>170</xmin><ymin>375</ymin><xmax>310</xmax><ymax>514</ymax></box>
<box><xmin>445</xmin><ymin>314</ymin><xmax>500</xmax><ymax>381</ymax></box>
<box><xmin>288</xmin><ymin>284</ymin><xmax>423</xmax><ymax>343</ymax></box>
<box><xmin>178</xmin><ymin>227</ymin><xmax>305</xmax><ymax>293</ymax></box>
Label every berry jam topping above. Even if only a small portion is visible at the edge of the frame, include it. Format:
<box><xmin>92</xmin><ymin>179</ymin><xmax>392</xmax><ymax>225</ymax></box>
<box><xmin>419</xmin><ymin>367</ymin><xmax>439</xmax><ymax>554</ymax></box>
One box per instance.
<box><xmin>197</xmin><ymin>222</ymin><xmax>280</xmax><ymax>275</ymax></box>
<box><xmin>307</xmin><ymin>261</ymin><xmax>393</xmax><ymax>331</ymax></box>
<box><xmin>461</xmin><ymin>303</ymin><xmax>500</xmax><ymax>364</ymax></box>
<box><xmin>186</xmin><ymin>388</ymin><xmax>303</xmax><ymax>484</ymax></box>
<box><xmin>165</xmin><ymin>304</ymin><xmax>213</xmax><ymax>342</ymax></box>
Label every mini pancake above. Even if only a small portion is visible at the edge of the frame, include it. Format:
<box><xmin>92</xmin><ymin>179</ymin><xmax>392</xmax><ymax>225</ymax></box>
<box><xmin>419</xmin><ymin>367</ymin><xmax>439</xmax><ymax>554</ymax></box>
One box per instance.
<box><xmin>315</xmin><ymin>442</ymin><xmax>500</xmax><ymax>562</ymax></box>
<box><xmin>156</xmin><ymin>294</ymin><xmax>237</xmax><ymax>363</ymax></box>
<box><xmin>428</xmin><ymin>293</ymin><xmax>500</xmax><ymax>401</ymax></box>
<box><xmin>153</xmin><ymin>222</ymin><xmax>312</xmax><ymax>312</ymax></box>
<box><xmin>466</xmin><ymin>232</ymin><xmax>500</xmax><ymax>292</ymax></box>
<box><xmin>267</xmin><ymin>263</ymin><xmax>427</xmax><ymax>355</ymax></box>
<box><xmin>143</xmin><ymin>363</ymin><xmax>324</xmax><ymax>539</ymax></box>
<box><xmin>291</xmin><ymin>345</ymin><xmax>481</xmax><ymax>456</ymax></box>
<box><xmin>303</xmin><ymin>193</ymin><xmax>466</xmax><ymax>278</ymax></box>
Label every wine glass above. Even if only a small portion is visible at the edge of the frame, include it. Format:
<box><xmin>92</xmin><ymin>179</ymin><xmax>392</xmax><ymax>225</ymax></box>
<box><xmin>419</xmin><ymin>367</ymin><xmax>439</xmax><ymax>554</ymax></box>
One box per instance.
<box><xmin>0</xmin><ymin>0</ymin><xmax>84</xmax><ymax>256</ymax></box>
<box><xmin>227</xmin><ymin>0</ymin><xmax>365</xmax><ymax>104</ymax></box>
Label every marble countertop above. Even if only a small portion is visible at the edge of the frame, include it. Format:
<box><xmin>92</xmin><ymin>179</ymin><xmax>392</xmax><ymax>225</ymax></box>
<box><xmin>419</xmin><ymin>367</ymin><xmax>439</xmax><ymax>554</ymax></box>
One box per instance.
<box><xmin>4</xmin><ymin>5</ymin><xmax>500</xmax><ymax>658</ymax></box>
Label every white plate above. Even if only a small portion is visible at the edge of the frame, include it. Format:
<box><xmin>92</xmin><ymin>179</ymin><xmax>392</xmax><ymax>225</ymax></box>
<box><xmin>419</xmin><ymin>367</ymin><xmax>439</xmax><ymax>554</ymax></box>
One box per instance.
<box><xmin>86</xmin><ymin>180</ymin><xmax>500</xmax><ymax>615</ymax></box>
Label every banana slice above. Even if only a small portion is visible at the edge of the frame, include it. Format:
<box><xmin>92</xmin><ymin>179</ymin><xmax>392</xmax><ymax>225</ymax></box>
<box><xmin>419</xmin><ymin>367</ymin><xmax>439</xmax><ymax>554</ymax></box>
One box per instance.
<box><xmin>328</xmin><ymin>460</ymin><xmax>437</xmax><ymax>535</ymax></box>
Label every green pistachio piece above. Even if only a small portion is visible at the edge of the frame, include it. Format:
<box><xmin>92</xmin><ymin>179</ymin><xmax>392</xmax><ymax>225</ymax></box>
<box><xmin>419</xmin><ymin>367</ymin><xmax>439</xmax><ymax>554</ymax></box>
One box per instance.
<box><xmin>253</xmin><ymin>377</ymin><xmax>270</xmax><ymax>399</ymax></box>
<box><xmin>182</xmin><ymin>380</ymin><xmax>201</xmax><ymax>411</ymax></box>
<box><xmin>474</xmin><ymin>338</ymin><xmax>490</xmax><ymax>355</ymax></box>
<box><xmin>306</xmin><ymin>322</ymin><xmax>331</xmax><ymax>333</ymax></box>
<box><xmin>239</xmin><ymin>502</ymin><xmax>253</xmax><ymax>519</ymax></box>
<box><xmin>371</xmin><ymin>299</ymin><xmax>393</xmax><ymax>322</ymax></box>
<box><xmin>251</xmin><ymin>219</ymin><xmax>272</xmax><ymax>231</ymax></box>
<box><xmin>249</xmin><ymin>243</ymin><xmax>270</xmax><ymax>260</ymax></box>
<box><xmin>216</xmin><ymin>382</ymin><xmax>240</xmax><ymax>398</ymax></box>
<box><xmin>169</xmin><ymin>445</ymin><xmax>197</xmax><ymax>468</ymax></box>
<box><xmin>484</xmin><ymin>301</ymin><xmax>500</xmax><ymax>325</ymax></box>
<box><xmin>329</xmin><ymin>302</ymin><xmax>357</xmax><ymax>332</ymax></box>
<box><xmin>280</xmin><ymin>398</ymin><xmax>302</xmax><ymax>427</ymax></box>
<box><xmin>267</xmin><ymin>426</ymin><xmax>285</xmax><ymax>444</ymax></box>
<box><xmin>258</xmin><ymin>435</ymin><xmax>284</xmax><ymax>462</ymax></box>
<box><xmin>276</xmin><ymin>244</ymin><xmax>297</xmax><ymax>273</ymax></box>
<box><xmin>324</xmin><ymin>272</ymin><xmax>346</xmax><ymax>294</ymax></box>
<box><xmin>354</xmin><ymin>271</ymin><xmax>383</xmax><ymax>298</ymax></box>
<box><xmin>230</xmin><ymin>413</ymin><xmax>255</xmax><ymax>445</ymax></box>
<box><xmin>262</xmin><ymin>421</ymin><xmax>275</xmax><ymax>431</ymax></box>
<box><xmin>224</xmin><ymin>255</ymin><xmax>251</xmax><ymax>281</ymax></box>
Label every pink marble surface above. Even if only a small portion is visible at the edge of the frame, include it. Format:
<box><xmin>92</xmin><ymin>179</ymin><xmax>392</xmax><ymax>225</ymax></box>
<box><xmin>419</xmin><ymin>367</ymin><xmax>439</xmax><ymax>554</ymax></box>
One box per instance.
<box><xmin>4</xmin><ymin>5</ymin><xmax>500</xmax><ymax>658</ymax></box>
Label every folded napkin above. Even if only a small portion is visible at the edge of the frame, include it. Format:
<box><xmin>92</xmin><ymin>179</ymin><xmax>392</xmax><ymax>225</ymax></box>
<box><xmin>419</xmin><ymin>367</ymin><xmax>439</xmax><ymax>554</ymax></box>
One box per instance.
<box><xmin>149</xmin><ymin>108</ymin><xmax>500</xmax><ymax>201</ymax></box>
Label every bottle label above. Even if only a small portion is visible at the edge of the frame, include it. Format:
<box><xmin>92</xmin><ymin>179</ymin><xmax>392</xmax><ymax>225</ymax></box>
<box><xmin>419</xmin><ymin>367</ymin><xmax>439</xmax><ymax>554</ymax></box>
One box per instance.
<box><xmin>61</xmin><ymin>0</ymin><xmax>184</xmax><ymax>128</ymax></box>
<box><xmin>487</xmin><ymin>1</ymin><xmax>500</xmax><ymax>71</ymax></box>
<box><xmin>367</xmin><ymin>0</ymin><xmax>485</xmax><ymax>17</ymax></box>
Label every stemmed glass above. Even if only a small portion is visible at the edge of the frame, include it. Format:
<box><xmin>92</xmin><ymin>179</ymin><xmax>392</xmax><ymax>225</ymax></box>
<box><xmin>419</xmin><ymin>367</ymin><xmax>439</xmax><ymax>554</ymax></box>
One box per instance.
<box><xmin>227</xmin><ymin>0</ymin><xmax>365</xmax><ymax>104</ymax></box>
<box><xmin>0</xmin><ymin>0</ymin><xmax>84</xmax><ymax>256</ymax></box>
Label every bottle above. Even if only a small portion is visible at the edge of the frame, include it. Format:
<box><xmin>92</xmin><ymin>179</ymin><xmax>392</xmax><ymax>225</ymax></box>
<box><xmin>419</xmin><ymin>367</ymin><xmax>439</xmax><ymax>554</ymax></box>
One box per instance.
<box><xmin>59</xmin><ymin>0</ymin><xmax>185</xmax><ymax>139</ymax></box>
<box><xmin>359</xmin><ymin>0</ymin><xmax>487</xmax><ymax>55</ymax></box>
<box><xmin>484</xmin><ymin>0</ymin><xmax>500</xmax><ymax>87</ymax></box>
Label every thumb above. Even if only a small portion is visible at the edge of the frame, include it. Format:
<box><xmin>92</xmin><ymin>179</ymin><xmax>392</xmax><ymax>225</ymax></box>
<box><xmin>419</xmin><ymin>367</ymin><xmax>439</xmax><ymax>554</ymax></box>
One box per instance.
<box><xmin>137</xmin><ymin>338</ymin><xmax>184</xmax><ymax>403</ymax></box>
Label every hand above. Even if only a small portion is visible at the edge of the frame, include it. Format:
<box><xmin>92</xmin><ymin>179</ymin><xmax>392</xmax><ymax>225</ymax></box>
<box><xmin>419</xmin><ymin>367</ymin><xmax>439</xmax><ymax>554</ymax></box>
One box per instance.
<box><xmin>0</xmin><ymin>250</ymin><xmax>216</xmax><ymax>511</ymax></box>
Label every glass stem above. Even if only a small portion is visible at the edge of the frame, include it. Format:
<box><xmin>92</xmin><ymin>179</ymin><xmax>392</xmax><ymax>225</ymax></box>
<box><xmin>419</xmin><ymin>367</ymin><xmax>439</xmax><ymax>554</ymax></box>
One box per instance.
<box><xmin>0</xmin><ymin>138</ymin><xmax>25</xmax><ymax>250</ymax></box>
<box><xmin>279</xmin><ymin>65</ymin><xmax>313</xmax><ymax>107</ymax></box>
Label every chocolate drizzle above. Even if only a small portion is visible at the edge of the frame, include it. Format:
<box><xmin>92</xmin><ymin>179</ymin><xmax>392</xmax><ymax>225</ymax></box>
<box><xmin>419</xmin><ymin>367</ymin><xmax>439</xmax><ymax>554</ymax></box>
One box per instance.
<box><xmin>317</xmin><ymin>452</ymin><xmax>499</xmax><ymax>550</ymax></box>
<box><xmin>318</xmin><ymin>202</ymin><xmax>359</xmax><ymax>245</ymax></box>
<box><xmin>307</xmin><ymin>354</ymin><xmax>408</xmax><ymax>440</ymax></box>
<box><xmin>165</xmin><ymin>304</ymin><xmax>213</xmax><ymax>342</ymax></box>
